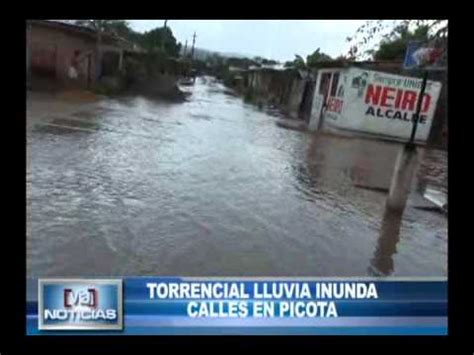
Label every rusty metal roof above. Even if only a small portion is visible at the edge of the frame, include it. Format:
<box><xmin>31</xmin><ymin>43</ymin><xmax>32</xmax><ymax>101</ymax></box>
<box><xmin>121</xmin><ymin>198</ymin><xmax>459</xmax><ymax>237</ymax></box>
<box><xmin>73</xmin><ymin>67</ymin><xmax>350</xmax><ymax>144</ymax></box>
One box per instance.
<box><xmin>28</xmin><ymin>20</ymin><xmax>141</xmax><ymax>51</ymax></box>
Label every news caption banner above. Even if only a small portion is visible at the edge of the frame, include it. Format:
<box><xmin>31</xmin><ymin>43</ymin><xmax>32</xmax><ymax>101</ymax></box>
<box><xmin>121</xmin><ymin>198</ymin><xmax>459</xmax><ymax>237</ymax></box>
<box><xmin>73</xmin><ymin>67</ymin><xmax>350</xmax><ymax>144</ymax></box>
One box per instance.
<box><xmin>26</xmin><ymin>277</ymin><xmax>447</xmax><ymax>335</ymax></box>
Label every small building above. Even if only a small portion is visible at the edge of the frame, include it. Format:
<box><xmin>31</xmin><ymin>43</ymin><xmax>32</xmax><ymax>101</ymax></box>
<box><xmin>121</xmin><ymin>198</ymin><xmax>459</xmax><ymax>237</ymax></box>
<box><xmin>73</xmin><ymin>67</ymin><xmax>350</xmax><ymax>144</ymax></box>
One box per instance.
<box><xmin>27</xmin><ymin>20</ymin><xmax>133</xmax><ymax>90</ymax></box>
<box><xmin>244</xmin><ymin>66</ymin><xmax>315</xmax><ymax>119</ymax></box>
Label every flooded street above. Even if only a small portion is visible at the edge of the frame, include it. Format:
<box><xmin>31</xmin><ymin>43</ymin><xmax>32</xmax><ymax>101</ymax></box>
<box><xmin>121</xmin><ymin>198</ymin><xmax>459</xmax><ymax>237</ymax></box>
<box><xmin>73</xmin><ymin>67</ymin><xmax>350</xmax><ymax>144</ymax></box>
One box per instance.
<box><xmin>26</xmin><ymin>77</ymin><xmax>447</xmax><ymax>277</ymax></box>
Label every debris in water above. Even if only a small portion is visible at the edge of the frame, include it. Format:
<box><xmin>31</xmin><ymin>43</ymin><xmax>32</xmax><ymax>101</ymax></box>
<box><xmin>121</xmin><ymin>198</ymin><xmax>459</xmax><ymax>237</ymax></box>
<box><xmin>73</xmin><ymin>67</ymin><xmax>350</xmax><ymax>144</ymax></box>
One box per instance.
<box><xmin>423</xmin><ymin>186</ymin><xmax>447</xmax><ymax>212</ymax></box>
<box><xmin>276</xmin><ymin>119</ymin><xmax>307</xmax><ymax>132</ymax></box>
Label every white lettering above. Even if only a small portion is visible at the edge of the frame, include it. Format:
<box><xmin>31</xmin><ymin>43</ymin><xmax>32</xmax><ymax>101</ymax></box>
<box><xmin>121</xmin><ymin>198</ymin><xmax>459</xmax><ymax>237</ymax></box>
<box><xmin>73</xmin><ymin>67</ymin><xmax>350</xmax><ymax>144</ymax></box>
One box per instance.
<box><xmin>367</xmin><ymin>283</ymin><xmax>378</xmax><ymax>299</ymax></box>
<box><xmin>147</xmin><ymin>283</ymin><xmax>157</xmax><ymax>299</ymax></box>
<box><xmin>327</xmin><ymin>302</ymin><xmax>338</xmax><ymax>317</ymax></box>
<box><xmin>186</xmin><ymin>301</ymin><xmax>248</xmax><ymax>318</ymax></box>
<box><xmin>43</xmin><ymin>308</ymin><xmax>118</xmax><ymax>321</ymax></box>
<box><xmin>156</xmin><ymin>283</ymin><xmax>169</xmax><ymax>299</ymax></box>
<box><xmin>254</xmin><ymin>283</ymin><xmax>312</xmax><ymax>299</ymax></box>
<box><xmin>187</xmin><ymin>301</ymin><xmax>199</xmax><ymax>317</ymax></box>
<box><xmin>315</xmin><ymin>283</ymin><xmax>379</xmax><ymax>299</ymax></box>
<box><xmin>253</xmin><ymin>301</ymin><xmax>274</xmax><ymax>317</ymax></box>
<box><xmin>279</xmin><ymin>301</ymin><xmax>338</xmax><ymax>318</ymax></box>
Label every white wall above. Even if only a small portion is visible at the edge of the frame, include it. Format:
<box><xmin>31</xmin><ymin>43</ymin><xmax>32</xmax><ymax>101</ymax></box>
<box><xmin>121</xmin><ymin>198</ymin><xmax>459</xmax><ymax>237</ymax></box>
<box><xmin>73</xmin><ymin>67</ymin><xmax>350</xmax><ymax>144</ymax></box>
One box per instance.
<box><xmin>324</xmin><ymin>67</ymin><xmax>442</xmax><ymax>142</ymax></box>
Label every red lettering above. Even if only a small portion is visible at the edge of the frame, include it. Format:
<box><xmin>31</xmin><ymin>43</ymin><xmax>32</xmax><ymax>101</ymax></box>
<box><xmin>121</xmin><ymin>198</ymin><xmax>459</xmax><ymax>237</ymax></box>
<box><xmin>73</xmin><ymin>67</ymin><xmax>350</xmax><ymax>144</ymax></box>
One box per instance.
<box><xmin>394</xmin><ymin>89</ymin><xmax>403</xmax><ymax>109</ymax></box>
<box><xmin>381</xmin><ymin>87</ymin><xmax>396</xmax><ymax>107</ymax></box>
<box><xmin>401</xmin><ymin>91</ymin><xmax>417</xmax><ymax>111</ymax></box>
<box><xmin>366</xmin><ymin>85</ymin><xmax>433</xmax><ymax>113</ymax></box>
<box><xmin>421</xmin><ymin>94</ymin><xmax>432</xmax><ymax>113</ymax></box>
<box><xmin>327</xmin><ymin>98</ymin><xmax>343</xmax><ymax>113</ymax></box>
<box><xmin>365</xmin><ymin>84</ymin><xmax>381</xmax><ymax>105</ymax></box>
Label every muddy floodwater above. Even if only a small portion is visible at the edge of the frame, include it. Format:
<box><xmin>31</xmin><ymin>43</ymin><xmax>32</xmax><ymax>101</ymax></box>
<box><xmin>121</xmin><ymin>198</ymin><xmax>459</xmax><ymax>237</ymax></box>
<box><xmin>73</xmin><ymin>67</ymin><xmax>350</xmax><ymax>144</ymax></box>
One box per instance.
<box><xmin>26</xmin><ymin>77</ymin><xmax>447</xmax><ymax>277</ymax></box>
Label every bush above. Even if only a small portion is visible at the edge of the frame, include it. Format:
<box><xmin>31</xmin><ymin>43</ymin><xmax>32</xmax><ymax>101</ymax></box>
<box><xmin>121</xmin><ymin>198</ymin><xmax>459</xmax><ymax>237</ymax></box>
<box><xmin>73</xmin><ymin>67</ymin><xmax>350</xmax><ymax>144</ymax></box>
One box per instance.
<box><xmin>244</xmin><ymin>88</ymin><xmax>255</xmax><ymax>102</ymax></box>
<box><xmin>92</xmin><ymin>76</ymin><xmax>125</xmax><ymax>96</ymax></box>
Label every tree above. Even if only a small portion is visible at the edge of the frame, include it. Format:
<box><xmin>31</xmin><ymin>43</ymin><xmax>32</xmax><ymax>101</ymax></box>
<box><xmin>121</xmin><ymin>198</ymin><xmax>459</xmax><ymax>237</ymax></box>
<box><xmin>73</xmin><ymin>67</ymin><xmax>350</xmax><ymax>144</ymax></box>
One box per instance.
<box><xmin>306</xmin><ymin>48</ymin><xmax>332</xmax><ymax>67</ymax></box>
<box><xmin>101</xmin><ymin>20</ymin><xmax>133</xmax><ymax>38</ymax></box>
<box><xmin>346</xmin><ymin>20</ymin><xmax>448</xmax><ymax>60</ymax></box>
<box><xmin>139</xmin><ymin>27</ymin><xmax>181</xmax><ymax>57</ymax></box>
<box><xmin>261</xmin><ymin>58</ymin><xmax>278</xmax><ymax>65</ymax></box>
<box><xmin>293</xmin><ymin>55</ymin><xmax>306</xmax><ymax>69</ymax></box>
<box><xmin>372</xmin><ymin>25</ymin><xmax>430</xmax><ymax>60</ymax></box>
<box><xmin>283</xmin><ymin>55</ymin><xmax>306</xmax><ymax>70</ymax></box>
<box><xmin>285</xmin><ymin>49</ymin><xmax>332</xmax><ymax>70</ymax></box>
<box><xmin>334</xmin><ymin>55</ymin><xmax>348</xmax><ymax>61</ymax></box>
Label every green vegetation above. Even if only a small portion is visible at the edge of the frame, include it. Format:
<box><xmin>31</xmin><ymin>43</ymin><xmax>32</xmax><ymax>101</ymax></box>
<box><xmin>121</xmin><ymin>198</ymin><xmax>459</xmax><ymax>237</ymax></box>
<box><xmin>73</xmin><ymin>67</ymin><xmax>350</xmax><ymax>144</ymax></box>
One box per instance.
<box><xmin>244</xmin><ymin>88</ymin><xmax>255</xmax><ymax>102</ymax></box>
<box><xmin>75</xmin><ymin>20</ymin><xmax>188</xmax><ymax>96</ymax></box>
<box><xmin>74</xmin><ymin>20</ymin><xmax>182</xmax><ymax>59</ymax></box>
<box><xmin>368</xmin><ymin>25</ymin><xmax>430</xmax><ymax>61</ymax></box>
<box><xmin>306</xmin><ymin>48</ymin><xmax>332</xmax><ymax>66</ymax></box>
<box><xmin>346</xmin><ymin>20</ymin><xmax>448</xmax><ymax>60</ymax></box>
<box><xmin>138</xmin><ymin>27</ymin><xmax>181</xmax><ymax>57</ymax></box>
<box><xmin>284</xmin><ymin>48</ymin><xmax>333</xmax><ymax>69</ymax></box>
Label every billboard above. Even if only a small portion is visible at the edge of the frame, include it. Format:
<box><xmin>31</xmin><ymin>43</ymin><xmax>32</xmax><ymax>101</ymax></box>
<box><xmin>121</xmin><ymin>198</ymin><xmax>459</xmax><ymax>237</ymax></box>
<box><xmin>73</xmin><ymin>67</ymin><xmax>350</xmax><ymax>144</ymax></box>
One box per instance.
<box><xmin>323</xmin><ymin>68</ymin><xmax>442</xmax><ymax>142</ymax></box>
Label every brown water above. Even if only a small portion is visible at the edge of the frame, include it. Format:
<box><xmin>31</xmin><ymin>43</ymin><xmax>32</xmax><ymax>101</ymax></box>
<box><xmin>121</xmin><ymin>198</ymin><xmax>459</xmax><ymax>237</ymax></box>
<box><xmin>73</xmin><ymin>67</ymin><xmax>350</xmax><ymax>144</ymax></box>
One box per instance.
<box><xmin>26</xmin><ymin>77</ymin><xmax>447</xmax><ymax>277</ymax></box>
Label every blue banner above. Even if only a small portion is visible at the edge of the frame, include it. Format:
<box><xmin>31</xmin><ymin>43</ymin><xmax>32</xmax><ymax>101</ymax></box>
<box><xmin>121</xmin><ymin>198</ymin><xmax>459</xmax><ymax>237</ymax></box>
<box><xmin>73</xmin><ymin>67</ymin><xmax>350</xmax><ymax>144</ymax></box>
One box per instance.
<box><xmin>27</xmin><ymin>277</ymin><xmax>447</xmax><ymax>335</ymax></box>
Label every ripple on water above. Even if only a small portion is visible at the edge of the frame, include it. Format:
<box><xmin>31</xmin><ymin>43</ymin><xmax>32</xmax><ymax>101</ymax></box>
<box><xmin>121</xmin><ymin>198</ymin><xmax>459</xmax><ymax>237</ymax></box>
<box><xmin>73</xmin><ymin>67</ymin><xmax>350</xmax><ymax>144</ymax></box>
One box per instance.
<box><xmin>27</xmin><ymin>77</ymin><xmax>447</xmax><ymax>277</ymax></box>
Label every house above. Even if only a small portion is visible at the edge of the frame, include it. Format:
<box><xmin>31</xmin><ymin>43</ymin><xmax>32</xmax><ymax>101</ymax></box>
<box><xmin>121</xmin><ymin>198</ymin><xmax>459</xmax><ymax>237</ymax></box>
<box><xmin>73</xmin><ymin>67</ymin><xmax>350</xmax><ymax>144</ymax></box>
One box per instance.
<box><xmin>26</xmin><ymin>20</ymin><xmax>136</xmax><ymax>90</ymax></box>
<box><xmin>244</xmin><ymin>66</ymin><xmax>315</xmax><ymax>119</ymax></box>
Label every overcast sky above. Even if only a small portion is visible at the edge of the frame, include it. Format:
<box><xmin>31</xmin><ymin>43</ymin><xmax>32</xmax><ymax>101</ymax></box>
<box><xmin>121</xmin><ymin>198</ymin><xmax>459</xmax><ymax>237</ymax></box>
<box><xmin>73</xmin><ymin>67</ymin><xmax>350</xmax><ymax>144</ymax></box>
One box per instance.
<box><xmin>128</xmin><ymin>20</ymin><xmax>370</xmax><ymax>62</ymax></box>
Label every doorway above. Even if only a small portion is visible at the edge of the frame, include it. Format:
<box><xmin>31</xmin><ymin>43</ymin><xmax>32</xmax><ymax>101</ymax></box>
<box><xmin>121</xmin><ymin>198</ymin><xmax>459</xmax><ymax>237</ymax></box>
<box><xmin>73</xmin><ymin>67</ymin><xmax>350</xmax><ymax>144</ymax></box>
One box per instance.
<box><xmin>311</xmin><ymin>69</ymin><xmax>342</xmax><ymax>130</ymax></box>
<box><xmin>299</xmin><ymin>80</ymin><xmax>316</xmax><ymax>121</ymax></box>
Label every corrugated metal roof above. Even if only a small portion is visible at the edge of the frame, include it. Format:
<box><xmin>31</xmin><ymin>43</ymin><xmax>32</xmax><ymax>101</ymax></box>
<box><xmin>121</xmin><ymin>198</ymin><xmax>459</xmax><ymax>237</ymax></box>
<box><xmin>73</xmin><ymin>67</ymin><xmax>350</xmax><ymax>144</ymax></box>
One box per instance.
<box><xmin>29</xmin><ymin>20</ymin><xmax>98</xmax><ymax>36</ymax></box>
<box><xmin>28</xmin><ymin>20</ymin><xmax>142</xmax><ymax>52</ymax></box>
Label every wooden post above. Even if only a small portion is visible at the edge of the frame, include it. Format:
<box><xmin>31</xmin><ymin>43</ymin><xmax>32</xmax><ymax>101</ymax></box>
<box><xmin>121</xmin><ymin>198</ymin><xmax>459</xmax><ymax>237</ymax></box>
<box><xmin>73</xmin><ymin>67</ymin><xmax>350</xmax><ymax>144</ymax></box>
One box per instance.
<box><xmin>191</xmin><ymin>32</ymin><xmax>196</xmax><ymax>60</ymax></box>
<box><xmin>118</xmin><ymin>49</ymin><xmax>124</xmax><ymax>72</ymax></box>
<box><xmin>369</xmin><ymin>207</ymin><xmax>403</xmax><ymax>276</ymax></box>
<box><xmin>370</xmin><ymin>143</ymin><xmax>418</xmax><ymax>276</ymax></box>
<box><xmin>385</xmin><ymin>144</ymin><xmax>418</xmax><ymax>212</ymax></box>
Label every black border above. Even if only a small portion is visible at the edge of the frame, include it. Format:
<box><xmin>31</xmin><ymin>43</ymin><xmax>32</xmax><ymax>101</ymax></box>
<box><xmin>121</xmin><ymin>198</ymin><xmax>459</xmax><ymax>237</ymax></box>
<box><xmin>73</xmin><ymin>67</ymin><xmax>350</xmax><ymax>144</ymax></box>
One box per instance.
<box><xmin>4</xmin><ymin>8</ymin><xmax>471</xmax><ymax>353</ymax></box>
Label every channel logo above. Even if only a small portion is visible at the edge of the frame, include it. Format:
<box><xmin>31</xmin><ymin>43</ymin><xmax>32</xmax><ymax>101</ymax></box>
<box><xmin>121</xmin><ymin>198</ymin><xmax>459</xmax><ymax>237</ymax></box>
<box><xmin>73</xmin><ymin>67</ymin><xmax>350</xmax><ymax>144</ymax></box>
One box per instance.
<box><xmin>38</xmin><ymin>279</ymin><xmax>123</xmax><ymax>330</ymax></box>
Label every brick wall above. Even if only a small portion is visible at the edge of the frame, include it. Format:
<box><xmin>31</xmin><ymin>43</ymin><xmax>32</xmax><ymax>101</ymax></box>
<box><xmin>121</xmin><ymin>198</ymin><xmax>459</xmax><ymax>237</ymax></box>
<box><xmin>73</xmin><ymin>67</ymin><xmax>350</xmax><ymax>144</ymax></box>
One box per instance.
<box><xmin>29</xmin><ymin>25</ymin><xmax>97</xmax><ymax>88</ymax></box>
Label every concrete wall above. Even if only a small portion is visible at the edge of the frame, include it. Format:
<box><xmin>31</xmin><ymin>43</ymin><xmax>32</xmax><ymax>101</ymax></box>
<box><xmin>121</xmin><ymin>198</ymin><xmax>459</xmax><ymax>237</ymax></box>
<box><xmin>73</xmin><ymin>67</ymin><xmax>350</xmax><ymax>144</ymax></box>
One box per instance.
<box><xmin>245</xmin><ymin>69</ymin><xmax>307</xmax><ymax>117</ymax></box>
<box><xmin>286</xmin><ymin>78</ymin><xmax>306</xmax><ymax>117</ymax></box>
<box><xmin>29</xmin><ymin>25</ymin><xmax>97</xmax><ymax>88</ymax></box>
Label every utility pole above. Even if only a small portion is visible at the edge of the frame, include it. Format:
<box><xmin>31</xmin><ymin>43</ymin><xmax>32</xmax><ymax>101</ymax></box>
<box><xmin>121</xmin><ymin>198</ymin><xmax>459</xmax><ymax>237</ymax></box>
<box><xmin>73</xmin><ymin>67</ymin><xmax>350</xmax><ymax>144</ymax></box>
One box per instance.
<box><xmin>191</xmin><ymin>32</ymin><xmax>197</xmax><ymax>60</ymax></box>
<box><xmin>161</xmin><ymin>20</ymin><xmax>168</xmax><ymax>52</ymax></box>
<box><xmin>190</xmin><ymin>32</ymin><xmax>197</xmax><ymax>82</ymax></box>
<box><xmin>408</xmin><ymin>71</ymin><xmax>429</xmax><ymax>145</ymax></box>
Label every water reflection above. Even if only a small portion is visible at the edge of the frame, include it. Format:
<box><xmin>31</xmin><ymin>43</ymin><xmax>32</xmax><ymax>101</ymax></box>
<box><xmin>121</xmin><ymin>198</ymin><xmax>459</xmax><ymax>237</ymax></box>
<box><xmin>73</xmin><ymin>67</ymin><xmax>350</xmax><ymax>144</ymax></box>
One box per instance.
<box><xmin>27</xmin><ymin>78</ymin><xmax>447</xmax><ymax>277</ymax></box>
<box><xmin>368</xmin><ymin>207</ymin><xmax>403</xmax><ymax>276</ymax></box>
